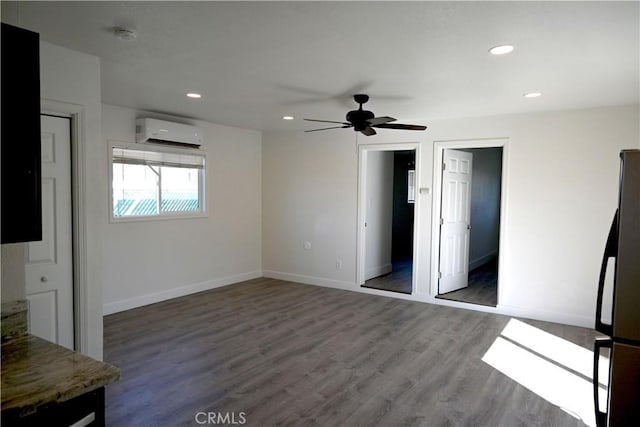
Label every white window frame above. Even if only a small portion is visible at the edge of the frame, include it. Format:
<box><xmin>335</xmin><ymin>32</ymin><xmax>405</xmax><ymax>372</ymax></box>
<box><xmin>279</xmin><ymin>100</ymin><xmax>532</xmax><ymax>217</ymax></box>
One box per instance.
<box><xmin>108</xmin><ymin>140</ymin><xmax>207</xmax><ymax>222</ymax></box>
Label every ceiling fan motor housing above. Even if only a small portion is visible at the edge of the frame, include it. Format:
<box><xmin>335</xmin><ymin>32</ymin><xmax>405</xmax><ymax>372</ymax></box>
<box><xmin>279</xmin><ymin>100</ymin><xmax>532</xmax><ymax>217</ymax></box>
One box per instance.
<box><xmin>346</xmin><ymin>109</ymin><xmax>374</xmax><ymax>131</ymax></box>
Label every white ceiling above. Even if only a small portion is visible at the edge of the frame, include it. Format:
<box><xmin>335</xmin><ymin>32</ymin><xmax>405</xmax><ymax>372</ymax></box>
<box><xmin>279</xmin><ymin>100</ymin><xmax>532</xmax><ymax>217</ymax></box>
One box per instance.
<box><xmin>5</xmin><ymin>1</ymin><xmax>639</xmax><ymax>131</ymax></box>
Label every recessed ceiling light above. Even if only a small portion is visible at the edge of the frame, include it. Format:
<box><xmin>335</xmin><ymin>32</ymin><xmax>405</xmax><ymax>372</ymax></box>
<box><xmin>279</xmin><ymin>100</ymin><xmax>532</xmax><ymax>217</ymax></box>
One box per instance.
<box><xmin>282</xmin><ymin>116</ymin><xmax>294</xmax><ymax>120</ymax></box>
<box><xmin>489</xmin><ymin>45</ymin><xmax>514</xmax><ymax>55</ymax></box>
<box><xmin>186</xmin><ymin>93</ymin><xmax>202</xmax><ymax>99</ymax></box>
<box><xmin>523</xmin><ymin>92</ymin><xmax>542</xmax><ymax>98</ymax></box>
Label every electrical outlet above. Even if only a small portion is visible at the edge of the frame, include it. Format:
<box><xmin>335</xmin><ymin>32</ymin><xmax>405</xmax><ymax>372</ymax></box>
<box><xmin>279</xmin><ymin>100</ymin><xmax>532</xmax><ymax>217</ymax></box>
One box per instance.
<box><xmin>336</xmin><ymin>259</ymin><xmax>343</xmax><ymax>270</ymax></box>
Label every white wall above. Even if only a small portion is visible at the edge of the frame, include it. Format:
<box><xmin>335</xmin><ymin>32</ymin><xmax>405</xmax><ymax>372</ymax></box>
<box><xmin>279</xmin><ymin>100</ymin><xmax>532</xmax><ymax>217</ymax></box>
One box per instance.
<box><xmin>101</xmin><ymin>105</ymin><xmax>262</xmax><ymax>314</ymax></box>
<box><xmin>364</xmin><ymin>151</ymin><xmax>394</xmax><ymax>280</ymax></box>
<box><xmin>262</xmin><ymin>130</ymin><xmax>357</xmax><ymax>288</ymax></box>
<box><xmin>263</xmin><ymin>104</ymin><xmax>639</xmax><ymax>327</ymax></box>
<box><xmin>429</xmin><ymin>106</ymin><xmax>638</xmax><ymax>326</ymax></box>
<box><xmin>39</xmin><ymin>41</ymin><xmax>104</xmax><ymax>359</ymax></box>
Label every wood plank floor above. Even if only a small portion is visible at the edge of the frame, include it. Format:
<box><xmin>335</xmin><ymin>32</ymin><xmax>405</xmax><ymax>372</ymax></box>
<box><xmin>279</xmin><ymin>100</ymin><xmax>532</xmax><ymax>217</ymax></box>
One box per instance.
<box><xmin>362</xmin><ymin>259</ymin><xmax>498</xmax><ymax>307</ymax></box>
<box><xmin>362</xmin><ymin>260</ymin><xmax>413</xmax><ymax>294</ymax></box>
<box><xmin>437</xmin><ymin>261</ymin><xmax>498</xmax><ymax>307</ymax></box>
<box><xmin>104</xmin><ymin>277</ymin><xmax>597</xmax><ymax>427</ymax></box>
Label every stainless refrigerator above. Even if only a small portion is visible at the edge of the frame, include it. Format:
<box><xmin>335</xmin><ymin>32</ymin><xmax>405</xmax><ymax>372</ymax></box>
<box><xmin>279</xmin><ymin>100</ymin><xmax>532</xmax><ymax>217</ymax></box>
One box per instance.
<box><xmin>594</xmin><ymin>149</ymin><xmax>640</xmax><ymax>427</ymax></box>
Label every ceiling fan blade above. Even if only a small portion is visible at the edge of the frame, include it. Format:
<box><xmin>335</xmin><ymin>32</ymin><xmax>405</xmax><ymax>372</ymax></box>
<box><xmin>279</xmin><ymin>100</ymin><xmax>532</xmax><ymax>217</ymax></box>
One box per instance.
<box><xmin>305</xmin><ymin>125</ymin><xmax>351</xmax><ymax>133</ymax></box>
<box><xmin>304</xmin><ymin>118</ymin><xmax>350</xmax><ymax>125</ymax></box>
<box><xmin>360</xmin><ymin>127</ymin><xmax>377</xmax><ymax>136</ymax></box>
<box><xmin>373</xmin><ymin>123</ymin><xmax>427</xmax><ymax>131</ymax></box>
<box><xmin>367</xmin><ymin>116</ymin><xmax>396</xmax><ymax>126</ymax></box>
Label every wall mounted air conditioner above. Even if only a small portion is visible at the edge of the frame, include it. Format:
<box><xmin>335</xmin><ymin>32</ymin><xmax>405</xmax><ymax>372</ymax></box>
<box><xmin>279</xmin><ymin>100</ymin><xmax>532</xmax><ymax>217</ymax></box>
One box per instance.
<box><xmin>135</xmin><ymin>118</ymin><xmax>203</xmax><ymax>147</ymax></box>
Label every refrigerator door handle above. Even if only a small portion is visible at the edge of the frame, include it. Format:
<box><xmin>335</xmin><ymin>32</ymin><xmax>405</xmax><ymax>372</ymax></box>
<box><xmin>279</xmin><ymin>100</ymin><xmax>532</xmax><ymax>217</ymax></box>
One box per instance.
<box><xmin>596</xmin><ymin>212</ymin><xmax>618</xmax><ymax>335</ymax></box>
<box><xmin>593</xmin><ymin>337</ymin><xmax>613</xmax><ymax>427</ymax></box>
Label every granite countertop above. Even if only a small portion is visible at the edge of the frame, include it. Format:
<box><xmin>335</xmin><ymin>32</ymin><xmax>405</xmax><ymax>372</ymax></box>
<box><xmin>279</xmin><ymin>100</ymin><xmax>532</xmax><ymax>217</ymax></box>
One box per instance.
<box><xmin>1</xmin><ymin>334</ymin><xmax>120</xmax><ymax>418</ymax></box>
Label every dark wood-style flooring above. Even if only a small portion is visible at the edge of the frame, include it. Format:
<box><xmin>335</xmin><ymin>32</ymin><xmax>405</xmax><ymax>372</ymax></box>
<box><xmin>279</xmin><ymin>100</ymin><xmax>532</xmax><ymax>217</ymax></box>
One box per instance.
<box><xmin>104</xmin><ymin>277</ymin><xmax>596</xmax><ymax>427</ymax></box>
<box><xmin>361</xmin><ymin>258</ymin><xmax>498</xmax><ymax>307</ymax></box>
<box><xmin>362</xmin><ymin>259</ymin><xmax>413</xmax><ymax>294</ymax></box>
<box><xmin>437</xmin><ymin>260</ymin><xmax>498</xmax><ymax>307</ymax></box>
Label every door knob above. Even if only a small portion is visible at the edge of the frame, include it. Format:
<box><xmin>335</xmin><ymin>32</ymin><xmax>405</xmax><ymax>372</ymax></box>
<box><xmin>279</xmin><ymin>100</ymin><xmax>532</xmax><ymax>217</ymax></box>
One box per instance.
<box><xmin>467</xmin><ymin>224</ymin><xmax>472</xmax><ymax>230</ymax></box>
<box><xmin>40</xmin><ymin>276</ymin><xmax>48</xmax><ymax>283</ymax></box>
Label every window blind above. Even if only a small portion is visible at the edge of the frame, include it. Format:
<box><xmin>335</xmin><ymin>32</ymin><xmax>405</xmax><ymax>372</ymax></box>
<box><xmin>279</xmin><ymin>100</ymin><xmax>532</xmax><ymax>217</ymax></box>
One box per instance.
<box><xmin>112</xmin><ymin>147</ymin><xmax>205</xmax><ymax>169</ymax></box>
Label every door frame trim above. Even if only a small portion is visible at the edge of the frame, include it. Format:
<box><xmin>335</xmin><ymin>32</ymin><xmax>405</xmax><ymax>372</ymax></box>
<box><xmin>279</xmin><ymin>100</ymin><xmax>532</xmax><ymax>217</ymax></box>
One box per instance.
<box><xmin>41</xmin><ymin>99</ymin><xmax>89</xmax><ymax>354</ymax></box>
<box><xmin>431</xmin><ymin>138</ymin><xmax>509</xmax><ymax>305</ymax></box>
<box><xmin>356</xmin><ymin>142</ymin><xmax>422</xmax><ymax>292</ymax></box>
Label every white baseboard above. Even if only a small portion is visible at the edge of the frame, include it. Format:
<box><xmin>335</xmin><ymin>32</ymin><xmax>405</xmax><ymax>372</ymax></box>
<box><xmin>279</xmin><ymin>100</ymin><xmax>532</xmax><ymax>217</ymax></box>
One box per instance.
<box><xmin>104</xmin><ymin>268</ymin><xmax>595</xmax><ymax>329</ymax></box>
<box><xmin>102</xmin><ymin>270</ymin><xmax>262</xmax><ymax>315</ymax></box>
<box><xmin>264</xmin><ymin>270</ymin><xmax>594</xmax><ymax>329</ymax></box>
<box><xmin>262</xmin><ymin>270</ymin><xmax>355</xmax><ymax>291</ymax></box>
<box><xmin>496</xmin><ymin>304</ymin><xmax>594</xmax><ymax>329</ymax></box>
<box><xmin>419</xmin><ymin>296</ymin><xmax>593</xmax><ymax>328</ymax></box>
<box><xmin>469</xmin><ymin>250</ymin><xmax>498</xmax><ymax>271</ymax></box>
<box><xmin>364</xmin><ymin>263</ymin><xmax>393</xmax><ymax>281</ymax></box>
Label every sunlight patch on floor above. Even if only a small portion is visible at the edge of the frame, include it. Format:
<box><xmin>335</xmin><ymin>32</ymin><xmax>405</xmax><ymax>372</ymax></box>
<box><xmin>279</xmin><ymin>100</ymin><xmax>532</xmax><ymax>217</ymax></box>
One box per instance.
<box><xmin>500</xmin><ymin>318</ymin><xmax>594</xmax><ymax>378</ymax></box>
<box><xmin>482</xmin><ymin>319</ymin><xmax>607</xmax><ymax>427</ymax></box>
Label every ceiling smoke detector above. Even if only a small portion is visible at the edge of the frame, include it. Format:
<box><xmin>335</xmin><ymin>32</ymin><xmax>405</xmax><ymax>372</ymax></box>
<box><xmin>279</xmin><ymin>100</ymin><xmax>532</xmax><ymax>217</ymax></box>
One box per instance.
<box><xmin>113</xmin><ymin>27</ymin><xmax>137</xmax><ymax>41</ymax></box>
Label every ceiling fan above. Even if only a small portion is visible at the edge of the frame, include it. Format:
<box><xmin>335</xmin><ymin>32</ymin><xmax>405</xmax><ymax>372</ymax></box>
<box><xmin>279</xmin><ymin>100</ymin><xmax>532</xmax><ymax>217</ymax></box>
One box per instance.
<box><xmin>304</xmin><ymin>94</ymin><xmax>427</xmax><ymax>136</ymax></box>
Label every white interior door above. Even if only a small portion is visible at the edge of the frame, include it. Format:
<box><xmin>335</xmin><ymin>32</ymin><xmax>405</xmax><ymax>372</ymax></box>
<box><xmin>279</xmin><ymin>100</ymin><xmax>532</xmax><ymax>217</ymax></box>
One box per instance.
<box><xmin>438</xmin><ymin>149</ymin><xmax>473</xmax><ymax>294</ymax></box>
<box><xmin>25</xmin><ymin>115</ymin><xmax>74</xmax><ymax>349</ymax></box>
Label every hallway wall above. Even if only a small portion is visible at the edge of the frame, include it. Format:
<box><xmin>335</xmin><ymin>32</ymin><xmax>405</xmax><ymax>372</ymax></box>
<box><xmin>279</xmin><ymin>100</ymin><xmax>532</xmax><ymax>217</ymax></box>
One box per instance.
<box><xmin>464</xmin><ymin>147</ymin><xmax>503</xmax><ymax>269</ymax></box>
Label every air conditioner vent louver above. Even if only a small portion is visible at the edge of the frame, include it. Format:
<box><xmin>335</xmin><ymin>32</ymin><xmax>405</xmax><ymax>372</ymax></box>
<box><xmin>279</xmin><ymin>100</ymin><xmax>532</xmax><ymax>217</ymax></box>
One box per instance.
<box><xmin>145</xmin><ymin>138</ymin><xmax>201</xmax><ymax>148</ymax></box>
<box><xmin>135</xmin><ymin>118</ymin><xmax>203</xmax><ymax>148</ymax></box>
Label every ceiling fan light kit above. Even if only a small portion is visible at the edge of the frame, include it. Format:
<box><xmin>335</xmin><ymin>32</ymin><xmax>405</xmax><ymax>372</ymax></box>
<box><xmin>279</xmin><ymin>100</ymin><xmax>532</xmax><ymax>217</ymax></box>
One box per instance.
<box><xmin>304</xmin><ymin>94</ymin><xmax>427</xmax><ymax>137</ymax></box>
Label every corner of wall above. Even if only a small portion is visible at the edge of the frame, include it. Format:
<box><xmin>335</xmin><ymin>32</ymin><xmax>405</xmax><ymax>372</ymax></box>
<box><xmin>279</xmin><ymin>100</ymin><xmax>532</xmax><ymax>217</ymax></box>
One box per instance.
<box><xmin>1</xmin><ymin>243</ymin><xmax>26</xmax><ymax>302</ymax></box>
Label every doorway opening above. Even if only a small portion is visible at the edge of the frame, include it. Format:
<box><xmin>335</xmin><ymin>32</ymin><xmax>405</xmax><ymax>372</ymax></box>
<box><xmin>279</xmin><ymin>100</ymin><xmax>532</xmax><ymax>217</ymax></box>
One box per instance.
<box><xmin>433</xmin><ymin>141</ymin><xmax>506</xmax><ymax>307</ymax></box>
<box><xmin>357</xmin><ymin>145</ymin><xmax>418</xmax><ymax>294</ymax></box>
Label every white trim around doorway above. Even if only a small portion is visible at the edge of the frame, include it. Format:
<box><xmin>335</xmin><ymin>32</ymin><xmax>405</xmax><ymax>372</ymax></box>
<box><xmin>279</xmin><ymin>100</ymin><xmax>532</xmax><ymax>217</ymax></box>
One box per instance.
<box><xmin>430</xmin><ymin>138</ymin><xmax>510</xmax><ymax>307</ymax></box>
<box><xmin>356</xmin><ymin>142</ymin><xmax>422</xmax><ymax>292</ymax></box>
<box><xmin>41</xmin><ymin>99</ymin><xmax>90</xmax><ymax>355</ymax></box>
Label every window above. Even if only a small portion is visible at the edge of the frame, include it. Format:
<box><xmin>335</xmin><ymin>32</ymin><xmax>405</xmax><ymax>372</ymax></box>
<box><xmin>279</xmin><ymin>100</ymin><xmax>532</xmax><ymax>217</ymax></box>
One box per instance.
<box><xmin>407</xmin><ymin>169</ymin><xmax>416</xmax><ymax>204</ymax></box>
<box><xmin>110</xmin><ymin>144</ymin><xmax>206</xmax><ymax>220</ymax></box>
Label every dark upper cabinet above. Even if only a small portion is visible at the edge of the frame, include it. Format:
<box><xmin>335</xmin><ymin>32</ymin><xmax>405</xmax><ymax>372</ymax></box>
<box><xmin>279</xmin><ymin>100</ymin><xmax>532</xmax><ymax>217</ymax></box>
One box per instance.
<box><xmin>1</xmin><ymin>23</ymin><xmax>42</xmax><ymax>244</ymax></box>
